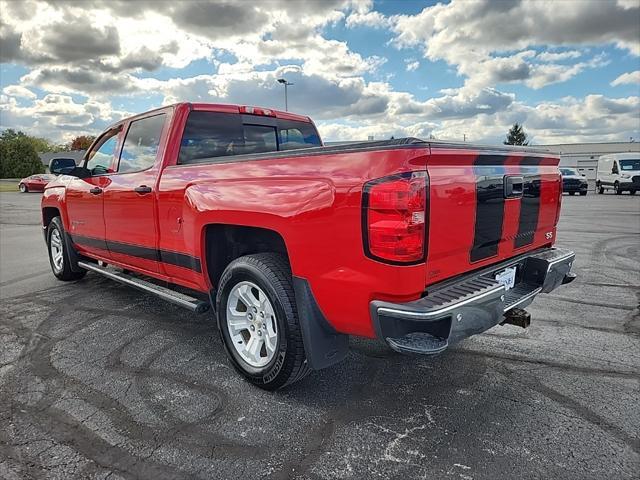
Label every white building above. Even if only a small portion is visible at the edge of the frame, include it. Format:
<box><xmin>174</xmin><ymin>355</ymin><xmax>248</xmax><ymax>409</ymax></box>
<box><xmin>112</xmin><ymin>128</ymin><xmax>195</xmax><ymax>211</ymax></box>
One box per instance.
<box><xmin>542</xmin><ymin>142</ymin><xmax>640</xmax><ymax>183</ymax></box>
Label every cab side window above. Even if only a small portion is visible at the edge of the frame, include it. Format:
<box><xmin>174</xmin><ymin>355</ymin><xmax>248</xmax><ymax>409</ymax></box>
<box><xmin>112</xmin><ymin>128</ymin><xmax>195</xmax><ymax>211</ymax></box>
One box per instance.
<box><xmin>612</xmin><ymin>161</ymin><xmax>619</xmax><ymax>175</ymax></box>
<box><xmin>118</xmin><ymin>114</ymin><xmax>166</xmax><ymax>174</ymax></box>
<box><xmin>86</xmin><ymin>130</ymin><xmax>119</xmax><ymax>175</ymax></box>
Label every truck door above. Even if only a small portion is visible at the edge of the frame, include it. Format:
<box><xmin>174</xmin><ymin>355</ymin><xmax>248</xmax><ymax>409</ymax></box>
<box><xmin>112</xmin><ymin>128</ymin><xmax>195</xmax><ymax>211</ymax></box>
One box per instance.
<box><xmin>65</xmin><ymin>128</ymin><xmax>121</xmax><ymax>258</ymax></box>
<box><xmin>102</xmin><ymin>113</ymin><xmax>168</xmax><ymax>274</ymax></box>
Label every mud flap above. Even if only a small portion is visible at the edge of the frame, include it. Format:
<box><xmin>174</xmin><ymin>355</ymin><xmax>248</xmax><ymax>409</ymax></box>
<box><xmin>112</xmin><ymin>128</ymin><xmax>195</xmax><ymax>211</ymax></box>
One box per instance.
<box><xmin>292</xmin><ymin>277</ymin><xmax>349</xmax><ymax>371</ymax></box>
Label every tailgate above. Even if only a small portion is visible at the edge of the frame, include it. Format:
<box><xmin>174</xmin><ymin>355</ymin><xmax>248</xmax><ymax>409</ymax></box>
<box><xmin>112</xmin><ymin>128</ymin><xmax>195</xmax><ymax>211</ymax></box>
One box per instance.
<box><xmin>424</xmin><ymin>148</ymin><xmax>561</xmax><ymax>286</ymax></box>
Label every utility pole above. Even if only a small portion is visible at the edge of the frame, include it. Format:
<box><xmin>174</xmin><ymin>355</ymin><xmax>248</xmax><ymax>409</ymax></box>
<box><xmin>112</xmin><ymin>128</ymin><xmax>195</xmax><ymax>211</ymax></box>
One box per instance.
<box><xmin>277</xmin><ymin>78</ymin><xmax>294</xmax><ymax>111</ymax></box>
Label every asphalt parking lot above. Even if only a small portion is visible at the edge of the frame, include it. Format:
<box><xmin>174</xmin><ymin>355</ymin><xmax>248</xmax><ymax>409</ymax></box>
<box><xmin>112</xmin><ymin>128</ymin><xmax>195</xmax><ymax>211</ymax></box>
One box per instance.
<box><xmin>1</xmin><ymin>190</ymin><xmax>638</xmax><ymax>480</ymax></box>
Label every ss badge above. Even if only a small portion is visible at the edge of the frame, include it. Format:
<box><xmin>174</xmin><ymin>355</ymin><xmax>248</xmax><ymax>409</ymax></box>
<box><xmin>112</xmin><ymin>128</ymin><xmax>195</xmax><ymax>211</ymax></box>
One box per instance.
<box><xmin>545</xmin><ymin>231</ymin><xmax>553</xmax><ymax>240</ymax></box>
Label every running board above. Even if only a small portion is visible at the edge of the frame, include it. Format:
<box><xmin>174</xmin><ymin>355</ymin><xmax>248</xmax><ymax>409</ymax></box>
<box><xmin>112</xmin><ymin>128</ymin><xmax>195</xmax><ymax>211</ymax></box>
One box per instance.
<box><xmin>78</xmin><ymin>261</ymin><xmax>210</xmax><ymax>313</ymax></box>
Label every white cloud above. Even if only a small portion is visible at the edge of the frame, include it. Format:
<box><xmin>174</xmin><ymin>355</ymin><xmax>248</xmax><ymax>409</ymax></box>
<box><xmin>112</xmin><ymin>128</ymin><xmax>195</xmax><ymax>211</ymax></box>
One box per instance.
<box><xmin>537</xmin><ymin>50</ymin><xmax>582</xmax><ymax>62</ymax></box>
<box><xmin>2</xmin><ymin>85</ymin><xmax>37</xmax><ymax>99</ymax></box>
<box><xmin>390</xmin><ymin>0</ymin><xmax>639</xmax><ymax>90</ymax></box>
<box><xmin>611</xmin><ymin>70</ymin><xmax>640</xmax><ymax>86</ymax></box>
<box><xmin>405</xmin><ymin>60</ymin><xmax>419</xmax><ymax>72</ymax></box>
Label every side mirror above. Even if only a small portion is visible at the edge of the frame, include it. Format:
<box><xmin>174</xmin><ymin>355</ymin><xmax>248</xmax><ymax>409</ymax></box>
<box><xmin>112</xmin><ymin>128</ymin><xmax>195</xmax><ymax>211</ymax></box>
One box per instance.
<box><xmin>49</xmin><ymin>158</ymin><xmax>77</xmax><ymax>175</ymax></box>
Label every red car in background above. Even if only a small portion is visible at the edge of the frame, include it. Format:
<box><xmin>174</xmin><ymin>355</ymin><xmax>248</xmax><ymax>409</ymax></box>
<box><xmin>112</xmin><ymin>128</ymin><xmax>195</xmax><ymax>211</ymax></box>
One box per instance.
<box><xmin>19</xmin><ymin>174</ymin><xmax>56</xmax><ymax>192</ymax></box>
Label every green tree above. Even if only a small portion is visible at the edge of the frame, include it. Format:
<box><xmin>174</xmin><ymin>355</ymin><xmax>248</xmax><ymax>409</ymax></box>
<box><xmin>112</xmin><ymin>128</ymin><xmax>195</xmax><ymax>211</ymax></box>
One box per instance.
<box><xmin>504</xmin><ymin>123</ymin><xmax>529</xmax><ymax>146</ymax></box>
<box><xmin>0</xmin><ymin>135</ymin><xmax>45</xmax><ymax>178</ymax></box>
<box><xmin>0</xmin><ymin>129</ymin><xmax>55</xmax><ymax>153</ymax></box>
<box><xmin>68</xmin><ymin>135</ymin><xmax>95</xmax><ymax>151</ymax></box>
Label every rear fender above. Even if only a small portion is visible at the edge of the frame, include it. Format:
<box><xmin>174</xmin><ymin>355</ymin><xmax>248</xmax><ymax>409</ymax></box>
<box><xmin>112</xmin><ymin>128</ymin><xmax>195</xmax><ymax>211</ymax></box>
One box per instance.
<box><xmin>184</xmin><ymin>177</ymin><xmax>336</xmax><ymax>274</ymax></box>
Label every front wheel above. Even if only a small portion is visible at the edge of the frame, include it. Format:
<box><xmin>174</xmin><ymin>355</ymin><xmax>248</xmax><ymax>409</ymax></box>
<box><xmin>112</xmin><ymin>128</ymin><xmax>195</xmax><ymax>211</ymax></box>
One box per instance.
<box><xmin>569</xmin><ymin>191</ymin><xmax>575</xmax><ymax>195</ymax></box>
<box><xmin>630</xmin><ymin>190</ymin><xmax>636</xmax><ymax>195</ymax></box>
<box><xmin>19</xmin><ymin>183</ymin><xmax>27</xmax><ymax>193</ymax></box>
<box><xmin>216</xmin><ymin>253</ymin><xmax>310</xmax><ymax>390</ymax></box>
<box><xmin>580</xmin><ymin>191</ymin><xmax>587</xmax><ymax>196</ymax></box>
<box><xmin>47</xmin><ymin>217</ymin><xmax>86</xmax><ymax>281</ymax></box>
<box><xmin>614</xmin><ymin>182</ymin><xmax>622</xmax><ymax>195</ymax></box>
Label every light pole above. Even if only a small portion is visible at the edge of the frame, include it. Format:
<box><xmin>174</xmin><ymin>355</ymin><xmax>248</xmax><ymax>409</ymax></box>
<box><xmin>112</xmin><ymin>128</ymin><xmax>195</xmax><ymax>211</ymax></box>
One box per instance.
<box><xmin>277</xmin><ymin>78</ymin><xmax>293</xmax><ymax>111</ymax></box>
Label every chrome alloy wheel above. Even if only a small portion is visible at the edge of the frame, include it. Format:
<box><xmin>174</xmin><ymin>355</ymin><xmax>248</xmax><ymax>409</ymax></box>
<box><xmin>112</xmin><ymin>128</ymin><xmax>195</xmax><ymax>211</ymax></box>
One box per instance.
<box><xmin>50</xmin><ymin>227</ymin><xmax>64</xmax><ymax>273</ymax></box>
<box><xmin>226</xmin><ymin>281</ymin><xmax>278</xmax><ymax>368</ymax></box>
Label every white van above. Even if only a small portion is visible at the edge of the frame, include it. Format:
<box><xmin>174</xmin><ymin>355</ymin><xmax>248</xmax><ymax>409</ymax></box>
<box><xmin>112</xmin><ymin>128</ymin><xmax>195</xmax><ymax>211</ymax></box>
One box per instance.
<box><xmin>596</xmin><ymin>153</ymin><xmax>640</xmax><ymax>195</ymax></box>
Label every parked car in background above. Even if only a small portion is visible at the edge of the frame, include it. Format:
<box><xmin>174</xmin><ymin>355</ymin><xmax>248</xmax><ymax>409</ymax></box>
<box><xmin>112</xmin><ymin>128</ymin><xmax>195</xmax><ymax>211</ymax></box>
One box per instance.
<box><xmin>560</xmin><ymin>168</ymin><xmax>588</xmax><ymax>196</ymax></box>
<box><xmin>19</xmin><ymin>174</ymin><xmax>56</xmax><ymax>193</ymax></box>
<box><xmin>596</xmin><ymin>153</ymin><xmax>640</xmax><ymax>195</ymax></box>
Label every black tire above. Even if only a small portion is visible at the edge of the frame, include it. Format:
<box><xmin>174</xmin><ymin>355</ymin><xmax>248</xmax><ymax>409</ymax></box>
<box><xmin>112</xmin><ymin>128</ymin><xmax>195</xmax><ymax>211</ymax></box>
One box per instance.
<box><xmin>597</xmin><ymin>182</ymin><xmax>604</xmax><ymax>194</ymax></box>
<box><xmin>580</xmin><ymin>191</ymin><xmax>587</xmax><ymax>196</ymax></box>
<box><xmin>614</xmin><ymin>182</ymin><xmax>622</xmax><ymax>195</ymax></box>
<box><xmin>630</xmin><ymin>190</ymin><xmax>636</xmax><ymax>195</ymax></box>
<box><xmin>216</xmin><ymin>253</ymin><xmax>310</xmax><ymax>390</ymax></box>
<box><xmin>47</xmin><ymin>217</ymin><xmax>86</xmax><ymax>281</ymax></box>
<box><xmin>19</xmin><ymin>183</ymin><xmax>27</xmax><ymax>193</ymax></box>
<box><xmin>569</xmin><ymin>191</ymin><xmax>575</xmax><ymax>195</ymax></box>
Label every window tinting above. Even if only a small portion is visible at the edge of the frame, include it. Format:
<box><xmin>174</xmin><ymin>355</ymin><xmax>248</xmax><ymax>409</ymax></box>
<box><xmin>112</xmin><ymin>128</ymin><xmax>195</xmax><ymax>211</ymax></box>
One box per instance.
<box><xmin>241</xmin><ymin>125</ymin><xmax>277</xmax><ymax>155</ymax></box>
<box><xmin>178</xmin><ymin>111</ymin><xmax>321</xmax><ymax>164</ymax></box>
<box><xmin>179</xmin><ymin>112</ymin><xmax>243</xmax><ymax>164</ymax></box>
<box><xmin>118</xmin><ymin>114</ymin><xmax>166</xmax><ymax>173</ymax></box>
<box><xmin>278</xmin><ymin>120</ymin><xmax>321</xmax><ymax>151</ymax></box>
<box><xmin>86</xmin><ymin>132</ymin><xmax>119</xmax><ymax>175</ymax></box>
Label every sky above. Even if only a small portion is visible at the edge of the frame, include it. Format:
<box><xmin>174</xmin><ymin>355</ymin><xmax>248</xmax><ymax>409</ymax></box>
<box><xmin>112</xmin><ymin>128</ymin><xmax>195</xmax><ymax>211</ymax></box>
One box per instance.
<box><xmin>0</xmin><ymin>0</ymin><xmax>639</xmax><ymax>145</ymax></box>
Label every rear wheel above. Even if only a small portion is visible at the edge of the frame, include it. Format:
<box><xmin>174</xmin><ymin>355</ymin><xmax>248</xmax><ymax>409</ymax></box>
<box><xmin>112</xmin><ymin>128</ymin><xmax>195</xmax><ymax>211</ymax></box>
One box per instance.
<box><xmin>19</xmin><ymin>183</ymin><xmax>27</xmax><ymax>193</ymax></box>
<box><xmin>580</xmin><ymin>191</ymin><xmax>587</xmax><ymax>196</ymax></box>
<box><xmin>614</xmin><ymin>182</ymin><xmax>622</xmax><ymax>195</ymax></box>
<box><xmin>47</xmin><ymin>217</ymin><xmax>86</xmax><ymax>281</ymax></box>
<box><xmin>569</xmin><ymin>191</ymin><xmax>575</xmax><ymax>195</ymax></box>
<box><xmin>216</xmin><ymin>253</ymin><xmax>310</xmax><ymax>390</ymax></box>
<box><xmin>597</xmin><ymin>182</ymin><xmax>604</xmax><ymax>194</ymax></box>
<box><xmin>630</xmin><ymin>190</ymin><xmax>636</xmax><ymax>195</ymax></box>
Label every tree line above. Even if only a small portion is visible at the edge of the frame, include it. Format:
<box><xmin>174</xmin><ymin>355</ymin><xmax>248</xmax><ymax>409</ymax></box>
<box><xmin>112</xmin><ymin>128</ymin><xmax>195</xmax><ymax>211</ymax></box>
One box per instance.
<box><xmin>0</xmin><ymin>129</ymin><xmax>95</xmax><ymax>178</ymax></box>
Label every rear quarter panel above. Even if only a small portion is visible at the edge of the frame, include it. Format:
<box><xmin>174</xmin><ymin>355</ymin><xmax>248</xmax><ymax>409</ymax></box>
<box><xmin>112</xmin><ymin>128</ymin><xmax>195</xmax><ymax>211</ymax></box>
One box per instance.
<box><xmin>157</xmin><ymin>148</ymin><xmax>431</xmax><ymax>337</ymax></box>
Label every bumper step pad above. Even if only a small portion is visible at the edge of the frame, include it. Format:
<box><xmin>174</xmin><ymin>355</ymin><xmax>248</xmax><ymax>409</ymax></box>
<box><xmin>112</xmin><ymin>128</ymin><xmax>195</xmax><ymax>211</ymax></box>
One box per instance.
<box><xmin>387</xmin><ymin>333</ymin><xmax>448</xmax><ymax>355</ymax></box>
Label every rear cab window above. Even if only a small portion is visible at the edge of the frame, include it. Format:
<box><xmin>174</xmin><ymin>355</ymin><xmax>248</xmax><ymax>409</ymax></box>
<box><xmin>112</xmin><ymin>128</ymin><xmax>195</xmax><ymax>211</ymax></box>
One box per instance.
<box><xmin>178</xmin><ymin>111</ymin><xmax>321</xmax><ymax>164</ymax></box>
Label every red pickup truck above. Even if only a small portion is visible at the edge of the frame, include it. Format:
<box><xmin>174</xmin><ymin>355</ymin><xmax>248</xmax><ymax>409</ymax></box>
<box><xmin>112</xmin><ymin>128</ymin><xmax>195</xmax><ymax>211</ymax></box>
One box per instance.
<box><xmin>42</xmin><ymin>102</ymin><xmax>575</xmax><ymax>389</ymax></box>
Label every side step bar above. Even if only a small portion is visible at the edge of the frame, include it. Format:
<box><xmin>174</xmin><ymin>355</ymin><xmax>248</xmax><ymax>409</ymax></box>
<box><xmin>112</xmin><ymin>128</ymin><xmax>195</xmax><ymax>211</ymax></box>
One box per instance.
<box><xmin>78</xmin><ymin>261</ymin><xmax>210</xmax><ymax>314</ymax></box>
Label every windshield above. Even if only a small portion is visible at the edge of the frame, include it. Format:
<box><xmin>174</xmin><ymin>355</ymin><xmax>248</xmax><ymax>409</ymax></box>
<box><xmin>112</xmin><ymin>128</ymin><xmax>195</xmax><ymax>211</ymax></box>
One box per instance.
<box><xmin>619</xmin><ymin>159</ymin><xmax>640</xmax><ymax>171</ymax></box>
<box><xmin>560</xmin><ymin>168</ymin><xmax>579</xmax><ymax>176</ymax></box>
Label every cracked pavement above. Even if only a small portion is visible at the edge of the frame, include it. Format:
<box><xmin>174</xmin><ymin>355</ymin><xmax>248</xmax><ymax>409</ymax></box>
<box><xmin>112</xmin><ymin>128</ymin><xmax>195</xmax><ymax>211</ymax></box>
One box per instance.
<box><xmin>0</xmin><ymin>191</ymin><xmax>638</xmax><ymax>479</ymax></box>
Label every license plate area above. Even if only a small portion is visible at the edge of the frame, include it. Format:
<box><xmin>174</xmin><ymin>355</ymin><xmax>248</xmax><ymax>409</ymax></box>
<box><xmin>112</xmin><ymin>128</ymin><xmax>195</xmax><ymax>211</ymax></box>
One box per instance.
<box><xmin>495</xmin><ymin>266</ymin><xmax>517</xmax><ymax>291</ymax></box>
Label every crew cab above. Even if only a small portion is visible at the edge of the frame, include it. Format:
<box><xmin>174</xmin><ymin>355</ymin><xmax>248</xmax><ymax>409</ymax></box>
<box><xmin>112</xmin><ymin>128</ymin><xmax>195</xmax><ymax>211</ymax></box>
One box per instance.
<box><xmin>42</xmin><ymin>103</ymin><xmax>576</xmax><ymax>389</ymax></box>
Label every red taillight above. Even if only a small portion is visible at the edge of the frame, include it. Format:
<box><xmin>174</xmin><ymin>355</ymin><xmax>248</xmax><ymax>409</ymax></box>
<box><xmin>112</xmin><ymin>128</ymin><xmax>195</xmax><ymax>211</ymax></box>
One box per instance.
<box><xmin>363</xmin><ymin>171</ymin><xmax>428</xmax><ymax>264</ymax></box>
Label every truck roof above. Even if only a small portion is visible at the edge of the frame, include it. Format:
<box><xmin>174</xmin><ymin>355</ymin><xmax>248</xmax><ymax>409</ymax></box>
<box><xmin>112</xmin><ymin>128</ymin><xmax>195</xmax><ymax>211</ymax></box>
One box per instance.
<box><xmin>107</xmin><ymin>102</ymin><xmax>312</xmax><ymax>129</ymax></box>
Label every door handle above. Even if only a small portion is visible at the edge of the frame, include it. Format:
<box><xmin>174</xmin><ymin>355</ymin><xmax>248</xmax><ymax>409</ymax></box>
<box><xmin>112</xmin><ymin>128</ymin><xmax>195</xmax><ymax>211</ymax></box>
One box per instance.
<box><xmin>134</xmin><ymin>185</ymin><xmax>152</xmax><ymax>194</ymax></box>
<box><xmin>89</xmin><ymin>187</ymin><xmax>103</xmax><ymax>195</ymax></box>
<box><xmin>504</xmin><ymin>175</ymin><xmax>524</xmax><ymax>198</ymax></box>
